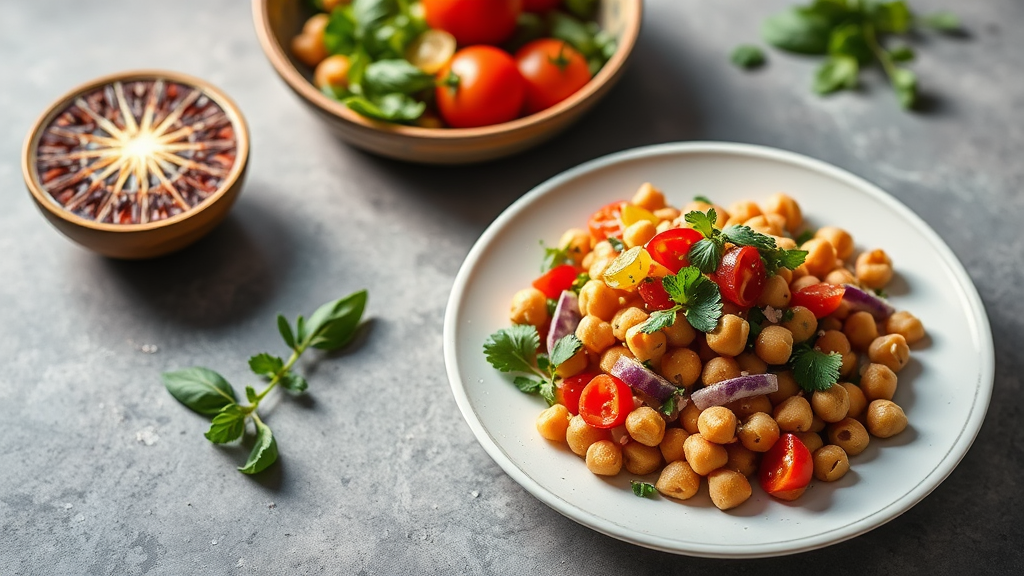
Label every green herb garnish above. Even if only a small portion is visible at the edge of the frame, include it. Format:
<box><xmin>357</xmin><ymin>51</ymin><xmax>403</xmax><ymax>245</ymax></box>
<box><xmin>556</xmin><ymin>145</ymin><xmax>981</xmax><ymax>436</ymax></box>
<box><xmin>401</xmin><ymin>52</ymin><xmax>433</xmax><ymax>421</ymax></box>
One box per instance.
<box><xmin>484</xmin><ymin>326</ymin><xmax>582</xmax><ymax>405</ymax></box>
<box><xmin>631</xmin><ymin>480</ymin><xmax>658</xmax><ymax>498</ymax></box>
<box><xmin>608</xmin><ymin>237</ymin><xmax>626</xmax><ymax>253</ymax></box>
<box><xmin>638</xmin><ymin>266</ymin><xmax>723</xmax><ymax>334</ymax></box>
<box><xmin>731</xmin><ymin>45</ymin><xmax>767</xmax><ymax>69</ymax></box>
<box><xmin>163</xmin><ymin>291</ymin><xmax>368</xmax><ymax>474</ymax></box>
<box><xmin>789</xmin><ymin>342</ymin><xmax>843</xmax><ymax>392</ymax></box>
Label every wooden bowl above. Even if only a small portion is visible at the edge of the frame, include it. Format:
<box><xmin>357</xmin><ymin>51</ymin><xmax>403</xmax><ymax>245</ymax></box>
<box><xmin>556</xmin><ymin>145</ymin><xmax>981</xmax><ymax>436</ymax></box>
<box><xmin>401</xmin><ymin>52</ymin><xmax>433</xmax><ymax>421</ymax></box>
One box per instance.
<box><xmin>22</xmin><ymin>70</ymin><xmax>250</xmax><ymax>259</ymax></box>
<box><xmin>253</xmin><ymin>0</ymin><xmax>642</xmax><ymax>164</ymax></box>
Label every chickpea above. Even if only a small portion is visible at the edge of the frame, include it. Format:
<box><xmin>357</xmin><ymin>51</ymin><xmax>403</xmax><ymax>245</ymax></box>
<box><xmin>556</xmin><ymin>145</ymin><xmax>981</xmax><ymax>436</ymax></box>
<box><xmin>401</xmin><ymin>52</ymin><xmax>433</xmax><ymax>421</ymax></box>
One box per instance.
<box><xmin>558</xmin><ymin>228</ymin><xmax>592</xmax><ymax>266</ymax></box>
<box><xmin>824</xmin><ymin>267</ymin><xmax>857</xmax><ymax>286</ymax></box>
<box><xmin>656</xmin><ymin>461</ymin><xmax>701</xmax><ymax>500</ymax></box>
<box><xmin>813</xmin><ymin>226</ymin><xmax>853</xmax><ymax>260</ymax></box>
<box><xmin>659</xmin><ymin>348</ymin><xmax>702</xmax><ymax>388</ymax></box>
<box><xmin>586</xmin><ymin>440</ymin><xmax>623</xmax><ymax>476</ymax></box>
<box><xmin>856</xmin><ymin>249</ymin><xmax>893</xmax><ymax>289</ymax></box>
<box><xmin>737</xmin><ymin>412</ymin><xmax>780</xmax><ymax>452</ymax></box>
<box><xmin>697</xmin><ymin>406</ymin><xmax>738</xmax><ymax>444</ymax></box>
<box><xmin>773</xmin><ymin>235</ymin><xmax>798</xmax><ymax>250</ymax></box>
<box><xmin>626</xmin><ymin>407</ymin><xmax>667</xmax><ymax>447</ymax></box>
<box><xmin>662</xmin><ymin>313</ymin><xmax>696</xmax><ymax>347</ymax></box>
<box><xmin>811</xmin><ymin>383</ymin><xmax>850</xmax><ymax>423</ymax></box>
<box><xmin>625</xmin><ymin>324</ymin><xmax>668</xmax><ymax>365</ymax></box>
<box><xmin>801</xmin><ymin>238</ymin><xmax>837</xmax><ymax>278</ymax></box>
<box><xmin>783</xmin><ymin>306</ymin><xmax>818</xmax><ymax>343</ymax></box>
<box><xmin>842</xmin><ymin>382</ymin><xmax>867</xmax><ymax>418</ymax></box>
<box><xmin>830</xmin><ymin>298</ymin><xmax>852</xmax><ymax>321</ymax></box>
<box><xmin>868</xmin><ymin>334</ymin><xmax>910</xmax><ymax>372</ymax></box>
<box><xmin>654</xmin><ymin>207</ymin><xmax>681</xmax><ymax>222</ymax></box>
<box><xmin>611</xmin><ymin>307</ymin><xmax>647</xmax><ymax>341</ymax></box>
<box><xmin>819</xmin><ymin>317</ymin><xmax>842</xmax><ymax>332</ymax></box>
<box><xmin>577</xmin><ymin>280</ymin><xmax>621</xmax><ymax>321</ymax></box>
<box><xmin>790</xmin><ymin>274</ymin><xmax>821</xmax><ymax>293</ymax></box>
<box><xmin>763</xmin><ymin>193</ymin><xmax>802</xmax><ymax>233</ymax></box>
<box><xmin>554</xmin><ymin>347</ymin><xmax>588</xmax><ymax>379</ymax></box>
<box><xmin>773</xmin><ymin>395</ymin><xmax>814</xmax><ymax>433</ymax></box>
<box><xmin>314</xmin><ymin>54</ymin><xmax>351</xmax><ymax>90</ymax></box>
<box><xmin>827</xmin><ymin>417</ymin><xmax>870</xmax><ymax>456</ymax></box>
<box><xmin>769</xmin><ymin>370</ymin><xmax>801</xmax><ymax>405</ymax></box>
<box><xmin>808</xmin><ymin>415</ymin><xmax>826</xmax><ymax>433</ymax></box>
<box><xmin>744</xmin><ymin>214</ymin><xmax>783</xmax><ymax>236</ymax></box>
<box><xmin>728</xmin><ymin>200</ymin><xmax>762</xmax><ymax>223</ymax></box>
<box><xmin>725</xmin><ymin>394</ymin><xmax>773</xmax><ymax>419</ymax></box>
<box><xmin>735</xmin><ymin>351</ymin><xmax>768</xmax><ymax>375</ymax></box>
<box><xmin>631</xmin><ymin>182</ymin><xmax>666</xmax><ymax>211</ymax></box>
<box><xmin>706</xmin><ymin>314</ymin><xmax>749</xmax><ymax>357</ymax></box>
<box><xmin>683</xmin><ymin>433</ymin><xmax>729</xmax><ymax>475</ymax></box>
<box><xmin>291</xmin><ymin>15</ymin><xmax>329</xmax><ymax>66</ymax></box>
<box><xmin>536</xmin><ymin>405</ymin><xmax>571</xmax><ymax>442</ymax></box>
<box><xmin>886</xmin><ymin>311</ymin><xmax>925</xmax><ymax>345</ymax></box>
<box><xmin>660</xmin><ymin>428</ymin><xmax>689</xmax><ymax>462</ymax></box>
<box><xmin>575</xmin><ymin>315</ymin><xmax>616</xmax><ymax>354</ymax></box>
<box><xmin>815</xmin><ymin>330</ymin><xmax>851</xmax><ymax>356</ymax></box>
<box><xmin>623</xmin><ymin>441</ymin><xmax>663</xmax><ymax>475</ymax></box>
<box><xmin>840</xmin><ymin>350</ymin><xmax>858</xmax><ymax>378</ymax></box>
<box><xmin>592</xmin><ymin>240</ymin><xmax>617</xmax><ymax>260</ymax></box>
<box><xmin>566</xmin><ymin>414</ymin><xmax>612</xmax><ymax>456</ymax></box>
<box><xmin>755</xmin><ymin>325</ymin><xmax>794</xmax><ymax>365</ymax></box>
<box><xmin>623</xmin><ymin>220</ymin><xmax>657</xmax><ymax>249</ymax></box>
<box><xmin>860</xmin><ymin>363</ymin><xmax>898</xmax><ymax>401</ymax></box>
<box><xmin>813</xmin><ymin>445</ymin><xmax>850</xmax><ymax>482</ymax></box>
<box><xmin>866</xmin><ymin>399</ymin><xmax>908</xmax><ymax>438</ymax></box>
<box><xmin>702</xmin><ymin>356</ymin><xmax>741</xmax><ymax>386</ymax></box>
<box><xmin>844</xmin><ymin>311</ymin><xmax>879</xmax><ymax>350</ymax></box>
<box><xmin>679</xmin><ymin>401</ymin><xmax>702</xmax><ymax>434</ymax></box>
<box><xmin>795</xmin><ymin>431</ymin><xmax>824</xmax><ymax>453</ymax></box>
<box><xmin>777</xmin><ymin>267</ymin><xmax>794</xmax><ymax>284</ymax></box>
<box><xmin>724</xmin><ymin>442</ymin><xmax>759</xmax><ymax>476</ymax></box>
<box><xmin>757</xmin><ymin>275</ymin><xmax>792</xmax><ymax>309</ymax></box>
<box><xmin>509</xmin><ymin>287</ymin><xmax>548</xmax><ymax>327</ymax></box>
<box><xmin>708</xmin><ymin>468</ymin><xmax>752</xmax><ymax>511</ymax></box>
<box><xmin>599</xmin><ymin>345</ymin><xmax>634</xmax><ymax>374</ymax></box>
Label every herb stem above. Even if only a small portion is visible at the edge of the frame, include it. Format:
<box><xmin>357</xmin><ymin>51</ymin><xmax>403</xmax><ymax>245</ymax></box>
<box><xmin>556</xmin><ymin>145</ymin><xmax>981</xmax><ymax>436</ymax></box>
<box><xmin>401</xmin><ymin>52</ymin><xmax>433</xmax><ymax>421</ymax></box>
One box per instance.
<box><xmin>254</xmin><ymin>345</ymin><xmax>305</xmax><ymax>403</ymax></box>
<box><xmin>864</xmin><ymin>24</ymin><xmax>897</xmax><ymax>85</ymax></box>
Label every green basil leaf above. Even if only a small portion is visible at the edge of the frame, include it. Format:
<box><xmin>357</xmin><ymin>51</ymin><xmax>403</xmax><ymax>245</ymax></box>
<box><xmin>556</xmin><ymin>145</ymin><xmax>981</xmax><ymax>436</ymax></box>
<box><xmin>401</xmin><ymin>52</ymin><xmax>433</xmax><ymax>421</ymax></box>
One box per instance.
<box><xmin>888</xmin><ymin>44</ymin><xmax>915</xmax><ymax>62</ymax></box>
<box><xmin>281</xmin><ymin>372</ymin><xmax>309</xmax><ymax>393</ymax></box>
<box><xmin>549</xmin><ymin>11</ymin><xmax>596</xmax><ymax>58</ymax></box>
<box><xmin>304</xmin><ymin>290</ymin><xmax>368</xmax><ymax>350</ymax></box>
<box><xmin>828</xmin><ymin>23</ymin><xmax>871</xmax><ymax>63</ymax></box>
<box><xmin>238</xmin><ymin>420</ymin><xmax>278</xmax><ymax>474</ymax></box>
<box><xmin>245</xmin><ymin>386</ymin><xmax>258</xmax><ymax>404</ymax></box>
<box><xmin>344</xmin><ymin>93</ymin><xmax>426</xmax><ymax>122</ymax></box>
<box><xmin>813</xmin><ymin>55</ymin><xmax>859</xmax><ymax>95</ymax></box>
<box><xmin>162</xmin><ymin>367</ymin><xmax>237</xmax><ymax>416</ymax></box>
<box><xmin>762</xmin><ymin>7</ymin><xmax>833</xmax><ymax>55</ymax></box>
<box><xmin>873</xmin><ymin>1</ymin><xmax>912</xmax><ymax>34</ymax></box>
<box><xmin>205</xmin><ymin>404</ymin><xmax>247</xmax><ymax>444</ymax></box>
<box><xmin>324</xmin><ymin>8</ymin><xmax>358</xmax><ymax>55</ymax></box>
<box><xmin>362</xmin><ymin>59</ymin><xmax>435</xmax><ymax>96</ymax></box>
<box><xmin>353</xmin><ymin>0</ymin><xmax>395</xmax><ymax>36</ymax></box>
<box><xmin>277</xmin><ymin>315</ymin><xmax>296</xmax><ymax>349</ymax></box>
<box><xmin>731</xmin><ymin>45</ymin><xmax>766</xmax><ymax>69</ymax></box>
<box><xmin>891</xmin><ymin>67</ymin><xmax>917</xmax><ymax>109</ymax></box>
<box><xmin>249</xmin><ymin>353</ymin><xmax>284</xmax><ymax>378</ymax></box>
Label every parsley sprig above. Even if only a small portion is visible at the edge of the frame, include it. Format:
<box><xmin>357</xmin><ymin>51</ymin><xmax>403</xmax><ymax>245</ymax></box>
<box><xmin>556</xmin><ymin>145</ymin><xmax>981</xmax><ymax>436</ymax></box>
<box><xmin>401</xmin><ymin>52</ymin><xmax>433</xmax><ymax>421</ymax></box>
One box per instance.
<box><xmin>162</xmin><ymin>291</ymin><xmax>367</xmax><ymax>474</ymax></box>
<box><xmin>483</xmin><ymin>325</ymin><xmax>583</xmax><ymax>405</ymax></box>
<box><xmin>683</xmin><ymin>208</ymin><xmax>808</xmax><ymax>275</ymax></box>
<box><xmin>638</xmin><ymin>266</ymin><xmax>723</xmax><ymax>334</ymax></box>
<box><xmin>789</xmin><ymin>342</ymin><xmax>843</xmax><ymax>392</ymax></box>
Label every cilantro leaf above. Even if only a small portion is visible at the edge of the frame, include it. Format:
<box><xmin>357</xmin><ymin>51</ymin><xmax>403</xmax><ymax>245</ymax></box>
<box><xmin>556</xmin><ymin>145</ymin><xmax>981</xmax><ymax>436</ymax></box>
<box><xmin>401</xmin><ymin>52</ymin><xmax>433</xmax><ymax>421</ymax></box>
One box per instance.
<box><xmin>661</xmin><ymin>267</ymin><xmax>700</xmax><ymax>303</ymax></box>
<box><xmin>732</xmin><ymin>44</ymin><xmax>767</xmax><ymax>69</ymax></box>
<box><xmin>248</xmin><ymin>353</ymin><xmax>284</xmax><ymax>378</ymax></box>
<box><xmin>765</xmin><ymin>248</ymin><xmax>808</xmax><ymax>275</ymax></box>
<box><xmin>639</xmin><ymin>307</ymin><xmax>679</xmax><ymax>334</ymax></box>
<box><xmin>687</xmin><ymin>238</ymin><xmax>724</xmax><ymax>274</ymax></box>
<box><xmin>659</xmin><ymin>392</ymin><xmax>683</xmax><ymax>416</ymax></box>
<box><xmin>570</xmin><ymin>273</ymin><xmax>590</xmax><ymax>294</ymax></box>
<box><xmin>204</xmin><ymin>404</ymin><xmax>246</xmax><ymax>444</ymax></box>
<box><xmin>747</xmin><ymin>307</ymin><xmax>768</xmax><ymax>341</ymax></box>
<box><xmin>608</xmin><ymin>237</ymin><xmax>625</xmax><ymax>252</ymax></box>
<box><xmin>790</xmin><ymin>344</ymin><xmax>843</xmax><ymax>392</ymax></box>
<box><xmin>661</xmin><ymin>267</ymin><xmax>723</xmax><ymax>333</ymax></box>
<box><xmin>483</xmin><ymin>325</ymin><xmax>540</xmax><ymax>374</ymax></box>
<box><xmin>684</xmin><ymin>209</ymin><xmax>717</xmax><ymax>238</ymax></box>
<box><xmin>540</xmin><ymin>241</ymin><xmax>574</xmax><ymax>272</ymax></box>
<box><xmin>693</xmin><ymin>195</ymin><xmax>714</xmax><ymax>204</ymax></box>
<box><xmin>546</xmin><ymin>298</ymin><xmax>558</xmax><ymax>317</ymax></box>
<box><xmin>630</xmin><ymin>480</ymin><xmax>657</xmax><ymax>498</ymax></box>
<box><xmin>722</xmin><ymin>225</ymin><xmax>777</xmax><ymax>251</ymax></box>
<box><xmin>514</xmin><ymin>376</ymin><xmax>543</xmax><ymax>394</ymax></box>
<box><xmin>794</xmin><ymin>229</ymin><xmax>816</xmax><ymax>245</ymax></box>
<box><xmin>539</xmin><ymin>381</ymin><xmax>556</xmax><ymax>406</ymax></box>
<box><xmin>550</xmin><ymin>334</ymin><xmax>583</xmax><ymax>367</ymax></box>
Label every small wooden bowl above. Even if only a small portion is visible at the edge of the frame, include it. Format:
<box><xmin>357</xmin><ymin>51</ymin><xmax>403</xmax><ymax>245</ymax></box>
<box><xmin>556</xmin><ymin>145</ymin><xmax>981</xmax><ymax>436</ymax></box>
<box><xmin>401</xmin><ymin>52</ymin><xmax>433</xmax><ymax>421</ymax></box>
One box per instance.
<box><xmin>22</xmin><ymin>70</ymin><xmax>249</xmax><ymax>259</ymax></box>
<box><xmin>253</xmin><ymin>0</ymin><xmax>642</xmax><ymax>164</ymax></box>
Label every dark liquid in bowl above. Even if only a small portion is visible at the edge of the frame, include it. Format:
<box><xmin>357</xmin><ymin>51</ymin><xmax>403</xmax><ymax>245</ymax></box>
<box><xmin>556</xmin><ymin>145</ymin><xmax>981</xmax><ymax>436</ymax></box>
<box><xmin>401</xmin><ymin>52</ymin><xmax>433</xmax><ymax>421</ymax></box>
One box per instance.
<box><xmin>35</xmin><ymin>79</ymin><xmax>238</xmax><ymax>225</ymax></box>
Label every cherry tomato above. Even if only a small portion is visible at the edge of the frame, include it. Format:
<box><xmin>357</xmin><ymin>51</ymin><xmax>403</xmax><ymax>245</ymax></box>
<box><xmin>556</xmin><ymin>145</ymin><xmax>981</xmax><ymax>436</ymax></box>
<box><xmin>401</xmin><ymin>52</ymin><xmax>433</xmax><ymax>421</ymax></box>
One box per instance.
<box><xmin>435</xmin><ymin>46</ymin><xmax>525</xmax><ymax>128</ymax></box>
<box><xmin>532</xmin><ymin>264</ymin><xmax>578</xmax><ymax>299</ymax></box>
<box><xmin>759</xmin><ymin>433</ymin><xmax>813</xmax><ymax>501</ymax></box>
<box><xmin>556</xmin><ymin>372</ymin><xmax>598</xmax><ymax>415</ymax></box>
<box><xmin>646</xmin><ymin>228</ymin><xmax>704</xmax><ymax>273</ymax></box>
<box><xmin>790</xmin><ymin>283</ymin><xmax>847</xmax><ymax>319</ymax></box>
<box><xmin>587</xmin><ymin>201</ymin><xmax>626</xmax><ymax>241</ymax></box>
<box><xmin>522</xmin><ymin>0</ymin><xmax>561</xmax><ymax>11</ymax></box>
<box><xmin>711</xmin><ymin>246</ymin><xmax>767</xmax><ymax>307</ymax></box>
<box><xmin>422</xmin><ymin>0</ymin><xmax>521</xmax><ymax>46</ymax></box>
<box><xmin>578</xmin><ymin>374</ymin><xmax>633</xmax><ymax>429</ymax></box>
<box><xmin>515</xmin><ymin>39</ymin><xmax>592</xmax><ymax>114</ymax></box>
<box><xmin>637</xmin><ymin>277</ymin><xmax>675</xmax><ymax>311</ymax></box>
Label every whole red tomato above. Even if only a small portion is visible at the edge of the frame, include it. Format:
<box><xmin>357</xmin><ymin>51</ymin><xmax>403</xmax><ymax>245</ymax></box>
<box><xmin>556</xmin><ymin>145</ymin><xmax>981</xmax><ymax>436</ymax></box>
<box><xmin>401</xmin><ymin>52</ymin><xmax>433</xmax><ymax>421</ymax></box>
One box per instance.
<box><xmin>515</xmin><ymin>39</ymin><xmax>592</xmax><ymax>114</ymax></box>
<box><xmin>759</xmin><ymin>433</ymin><xmax>813</xmax><ymax>501</ymax></box>
<box><xmin>711</xmin><ymin>245</ymin><xmax>767</xmax><ymax>308</ymax></box>
<box><xmin>522</xmin><ymin>0</ymin><xmax>561</xmax><ymax>11</ymax></box>
<box><xmin>422</xmin><ymin>0</ymin><xmax>522</xmax><ymax>46</ymax></box>
<box><xmin>435</xmin><ymin>46</ymin><xmax>525</xmax><ymax>128</ymax></box>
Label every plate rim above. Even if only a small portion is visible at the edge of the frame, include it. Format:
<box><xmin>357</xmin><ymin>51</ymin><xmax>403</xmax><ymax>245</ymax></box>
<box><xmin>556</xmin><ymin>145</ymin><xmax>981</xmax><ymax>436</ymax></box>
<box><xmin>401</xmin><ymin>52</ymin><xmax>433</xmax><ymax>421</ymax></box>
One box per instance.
<box><xmin>442</xmin><ymin>141</ymin><xmax>995</xmax><ymax>558</ymax></box>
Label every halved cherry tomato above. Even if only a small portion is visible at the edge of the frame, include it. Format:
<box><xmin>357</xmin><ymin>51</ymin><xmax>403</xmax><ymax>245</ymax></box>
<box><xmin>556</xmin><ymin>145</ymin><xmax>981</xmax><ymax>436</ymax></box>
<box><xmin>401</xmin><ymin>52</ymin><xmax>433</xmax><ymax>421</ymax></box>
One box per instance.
<box><xmin>587</xmin><ymin>201</ymin><xmax>626</xmax><ymax>241</ymax></box>
<box><xmin>515</xmin><ymin>39</ymin><xmax>591</xmax><ymax>114</ymax></box>
<box><xmin>422</xmin><ymin>0</ymin><xmax>521</xmax><ymax>46</ymax></box>
<box><xmin>637</xmin><ymin>277</ymin><xmax>675</xmax><ymax>311</ymax></box>
<box><xmin>435</xmin><ymin>46</ymin><xmax>525</xmax><ymax>128</ymax></box>
<box><xmin>759</xmin><ymin>433</ymin><xmax>813</xmax><ymax>501</ymax></box>
<box><xmin>646</xmin><ymin>227</ymin><xmax>704</xmax><ymax>273</ymax></box>
<box><xmin>532</xmin><ymin>264</ymin><xmax>578</xmax><ymax>299</ymax></box>
<box><xmin>711</xmin><ymin>246</ymin><xmax>766</xmax><ymax>307</ymax></box>
<box><xmin>790</xmin><ymin>283</ymin><xmax>846</xmax><ymax>319</ymax></box>
<box><xmin>578</xmin><ymin>374</ymin><xmax>633</xmax><ymax>429</ymax></box>
<box><xmin>556</xmin><ymin>372</ymin><xmax>598</xmax><ymax>415</ymax></box>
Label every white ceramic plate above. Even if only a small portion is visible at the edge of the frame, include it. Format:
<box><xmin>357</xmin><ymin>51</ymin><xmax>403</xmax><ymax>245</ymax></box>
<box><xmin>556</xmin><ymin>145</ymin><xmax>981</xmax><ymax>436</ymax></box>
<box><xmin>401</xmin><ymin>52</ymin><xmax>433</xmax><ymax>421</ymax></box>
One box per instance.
<box><xmin>443</xmin><ymin>142</ymin><xmax>993</xmax><ymax>558</ymax></box>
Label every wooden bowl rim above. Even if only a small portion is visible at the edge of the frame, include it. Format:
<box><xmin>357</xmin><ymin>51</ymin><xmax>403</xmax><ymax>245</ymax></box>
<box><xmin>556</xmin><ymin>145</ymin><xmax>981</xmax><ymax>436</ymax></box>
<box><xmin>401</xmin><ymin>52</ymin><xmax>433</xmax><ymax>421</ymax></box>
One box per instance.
<box><xmin>21</xmin><ymin>69</ymin><xmax>250</xmax><ymax>234</ymax></box>
<box><xmin>252</xmin><ymin>0</ymin><xmax>643</xmax><ymax>140</ymax></box>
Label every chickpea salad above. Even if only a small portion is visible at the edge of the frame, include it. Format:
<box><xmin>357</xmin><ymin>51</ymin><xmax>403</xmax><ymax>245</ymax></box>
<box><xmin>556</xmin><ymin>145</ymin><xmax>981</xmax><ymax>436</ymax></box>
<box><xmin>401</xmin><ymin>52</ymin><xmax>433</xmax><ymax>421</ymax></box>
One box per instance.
<box><xmin>483</xmin><ymin>183</ymin><xmax>925</xmax><ymax>511</ymax></box>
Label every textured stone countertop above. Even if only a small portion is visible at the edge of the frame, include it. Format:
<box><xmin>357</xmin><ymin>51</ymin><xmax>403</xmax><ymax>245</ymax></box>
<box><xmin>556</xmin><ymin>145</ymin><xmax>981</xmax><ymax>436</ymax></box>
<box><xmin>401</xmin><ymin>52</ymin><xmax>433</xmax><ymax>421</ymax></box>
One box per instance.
<box><xmin>2</xmin><ymin>0</ymin><xmax>1022</xmax><ymax>574</ymax></box>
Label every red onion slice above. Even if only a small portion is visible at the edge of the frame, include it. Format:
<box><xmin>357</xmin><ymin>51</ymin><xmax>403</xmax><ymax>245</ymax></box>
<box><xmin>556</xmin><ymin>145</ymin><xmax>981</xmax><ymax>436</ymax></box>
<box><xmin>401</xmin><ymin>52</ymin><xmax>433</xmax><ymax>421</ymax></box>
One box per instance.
<box><xmin>546</xmin><ymin>290</ymin><xmax>581</xmax><ymax>352</ymax></box>
<box><xmin>610</xmin><ymin>356</ymin><xmax>679</xmax><ymax>401</ymax></box>
<box><xmin>842</xmin><ymin>284</ymin><xmax>895</xmax><ymax>320</ymax></box>
<box><xmin>691</xmin><ymin>374</ymin><xmax>779</xmax><ymax>410</ymax></box>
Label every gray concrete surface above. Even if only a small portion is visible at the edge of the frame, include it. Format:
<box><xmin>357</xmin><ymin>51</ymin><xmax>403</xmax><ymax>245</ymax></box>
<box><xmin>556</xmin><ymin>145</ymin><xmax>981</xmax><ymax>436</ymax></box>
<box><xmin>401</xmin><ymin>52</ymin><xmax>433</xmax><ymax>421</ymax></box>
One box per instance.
<box><xmin>1</xmin><ymin>0</ymin><xmax>1022</xmax><ymax>574</ymax></box>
